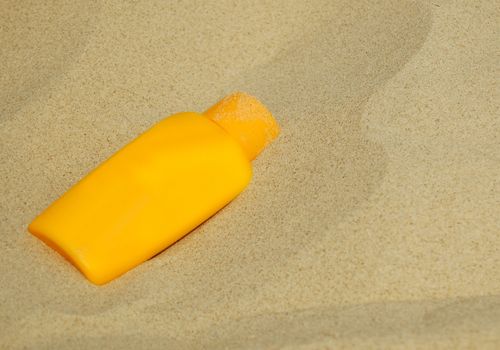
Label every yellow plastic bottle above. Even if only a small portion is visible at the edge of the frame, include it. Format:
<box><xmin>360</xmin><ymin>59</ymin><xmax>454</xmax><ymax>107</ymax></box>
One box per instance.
<box><xmin>28</xmin><ymin>92</ymin><xmax>280</xmax><ymax>285</ymax></box>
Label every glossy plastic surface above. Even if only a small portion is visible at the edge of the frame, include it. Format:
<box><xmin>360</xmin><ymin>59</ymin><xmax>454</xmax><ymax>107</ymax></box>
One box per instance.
<box><xmin>29</xmin><ymin>112</ymin><xmax>252</xmax><ymax>284</ymax></box>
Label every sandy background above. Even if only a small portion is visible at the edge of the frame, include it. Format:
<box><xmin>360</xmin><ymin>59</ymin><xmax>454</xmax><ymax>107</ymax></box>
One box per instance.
<box><xmin>1</xmin><ymin>0</ymin><xmax>499</xmax><ymax>348</ymax></box>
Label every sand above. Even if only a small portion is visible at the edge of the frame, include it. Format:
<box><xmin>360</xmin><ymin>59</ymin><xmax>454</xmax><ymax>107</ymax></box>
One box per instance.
<box><xmin>1</xmin><ymin>0</ymin><xmax>499</xmax><ymax>348</ymax></box>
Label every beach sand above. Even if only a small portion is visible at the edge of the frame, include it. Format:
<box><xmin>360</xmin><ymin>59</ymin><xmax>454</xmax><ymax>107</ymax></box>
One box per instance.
<box><xmin>1</xmin><ymin>0</ymin><xmax>499</xmax><ymax>348</ymax></box>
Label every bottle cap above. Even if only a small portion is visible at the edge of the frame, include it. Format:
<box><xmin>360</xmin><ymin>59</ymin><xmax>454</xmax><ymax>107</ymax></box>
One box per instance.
<box><xmin>204</xmin><ymin>92</ymin><xmax>280</xmax><ymax>160</ymax></box>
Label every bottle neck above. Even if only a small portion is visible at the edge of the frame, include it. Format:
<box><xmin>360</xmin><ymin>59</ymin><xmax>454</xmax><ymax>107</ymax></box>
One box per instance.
<box><xmin>203</xmin><ymin>92</ymin><xmax>280</xmax><ymax>161</ymax></box>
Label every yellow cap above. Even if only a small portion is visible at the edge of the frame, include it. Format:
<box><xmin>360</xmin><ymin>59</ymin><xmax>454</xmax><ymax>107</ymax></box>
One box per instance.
<box><xmin>204</xmin><ymin>92</ymin><xmax>280</xmax><ymax>160</ymax></box>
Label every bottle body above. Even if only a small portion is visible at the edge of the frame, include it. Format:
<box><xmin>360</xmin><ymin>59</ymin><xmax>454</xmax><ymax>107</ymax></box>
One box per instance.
<box><xmin>29</xmin><ymin>112</ymin><xmax>252</xmax><ymax>284</ymax></box>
